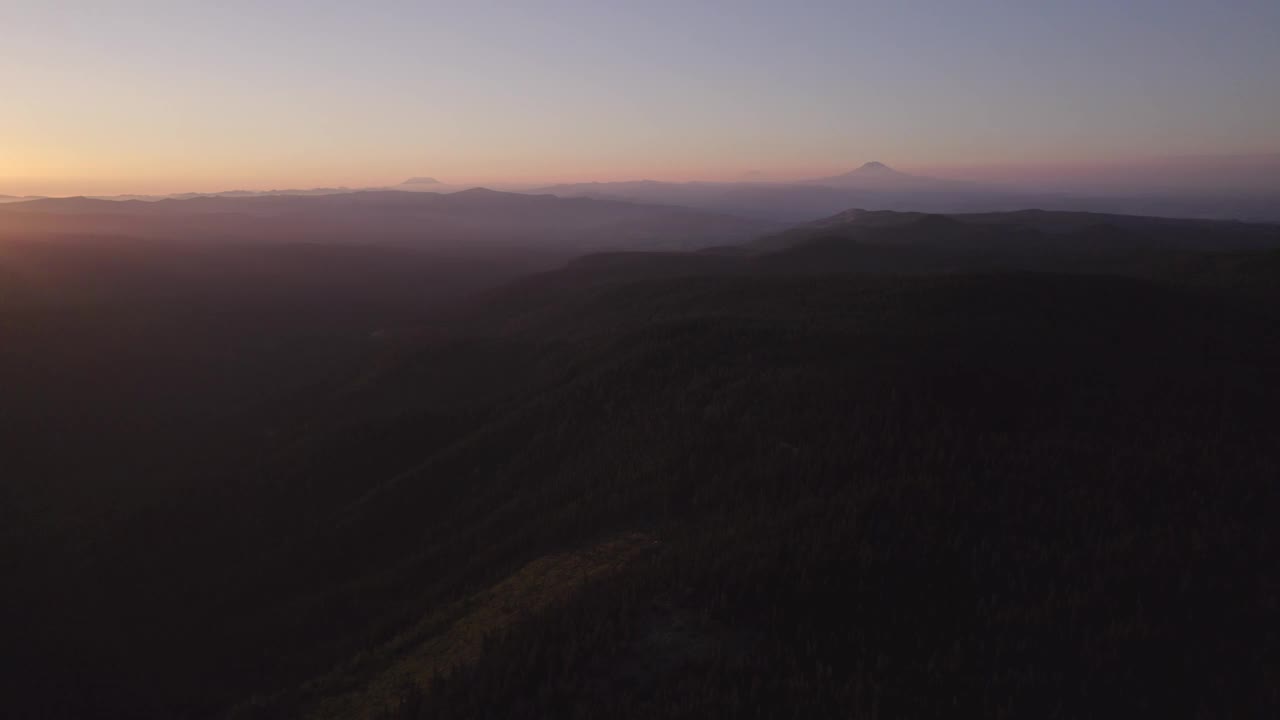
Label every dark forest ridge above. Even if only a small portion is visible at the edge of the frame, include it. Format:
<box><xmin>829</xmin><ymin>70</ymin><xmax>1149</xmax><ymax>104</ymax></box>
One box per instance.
<box><xmin>5</xmin><ymin>196</ymin><xmax>1280</xmax><ymax>718</ymax></box>
<box><xmin>523</xmin><ymin>207</ymin><xmax>1280</xmax><ymax>286</ymax></box>
<box><xmin>752</xmin><ymin>206</ymin><xmax>1280</xmax><ymax>251</ymax></box>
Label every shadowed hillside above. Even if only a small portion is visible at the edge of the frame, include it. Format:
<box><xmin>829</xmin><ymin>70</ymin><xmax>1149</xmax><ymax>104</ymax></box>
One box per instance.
<box><xmin>4</xmin><ymin>210</ymin><xmax>1279</xmax><ymax>718</ymax></box>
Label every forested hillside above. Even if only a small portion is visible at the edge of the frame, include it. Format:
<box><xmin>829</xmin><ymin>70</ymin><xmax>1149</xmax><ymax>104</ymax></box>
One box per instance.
<box><xmin>4</xmin><ymin>212</ymin><xmax>1279</xmax><ymax>718</ymax></box>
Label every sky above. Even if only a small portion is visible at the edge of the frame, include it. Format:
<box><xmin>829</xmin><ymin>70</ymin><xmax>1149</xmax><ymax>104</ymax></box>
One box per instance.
<box><xmin>3</xmin><ymin>0</ymin><xmax>1279</xmax><ymax>196</ymax></box>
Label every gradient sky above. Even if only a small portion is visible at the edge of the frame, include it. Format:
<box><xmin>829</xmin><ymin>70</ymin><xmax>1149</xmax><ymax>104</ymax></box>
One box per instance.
<box><xmin>3</xmin><ymin>0</ymin><xmax>1279</xmax><ymax>195</ymax></box>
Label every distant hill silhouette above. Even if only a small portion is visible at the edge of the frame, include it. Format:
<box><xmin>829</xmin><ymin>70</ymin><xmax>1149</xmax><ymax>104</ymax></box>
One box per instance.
<box><xmin>530</xmin><ymin>165</ymin><xmax>1280</xmax><ymax>222</ymax></box>
<box><xmin>11</xmin><ymin>160</ymin><xmax>1279</xmax><ymax>221</ymax></box>
<box><xmin>0</xmin><ymin>189</ymin><xmax>778</xmax><ymax>254</ymax></box>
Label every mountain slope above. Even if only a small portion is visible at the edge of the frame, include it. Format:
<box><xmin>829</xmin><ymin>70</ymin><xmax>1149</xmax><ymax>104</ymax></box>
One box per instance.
<box><xmin>221</xmin><ymin>268</ymin><xmax>1280</xmax><ymax>719</ymax></box>
<box><xmin>5</xmin><ymin>211</ymin><xmax>1280</xmax><ymax>718</ymax></box>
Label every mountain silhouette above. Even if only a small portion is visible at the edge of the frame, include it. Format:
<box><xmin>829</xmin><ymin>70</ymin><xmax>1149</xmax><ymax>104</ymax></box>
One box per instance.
<box><xmin>805</xmin><ymin>161</ymin><xmax>975</xmax><ymax>191</ymax></box>
<box><xmin>0</xmin><ymin>188</ymin><xmax>778</xmax><ymax>255</ymax></box>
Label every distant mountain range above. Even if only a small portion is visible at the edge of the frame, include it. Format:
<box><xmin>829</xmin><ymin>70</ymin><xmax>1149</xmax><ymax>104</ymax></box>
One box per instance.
<box><xmin>0</xmin><ymin>187</ymin><xmax>778</xmax><ymax>256</ymax></box>
<box><xmin>802</xmin><ymin>161</ymin><xmax>978</xmax><ymax>191</ymax></box>
<box><xmin>37</xmin><ymin>177</ymin><xmax>480</xmax><ymax>203</ymax></box>
<box><xmin>528</xmin><ymin>162</ymin><xmax>1280</xmax><ymax>223</ymax></box>
<box><xmin>524</xmin><ymin>166</ymin><xmax>1019</xmax><ymax>222</ymax></box>
<box><xmin>8</xmin><ymin>161</ymin><xmax>1279</xmax><ymax>222</ymax></box>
